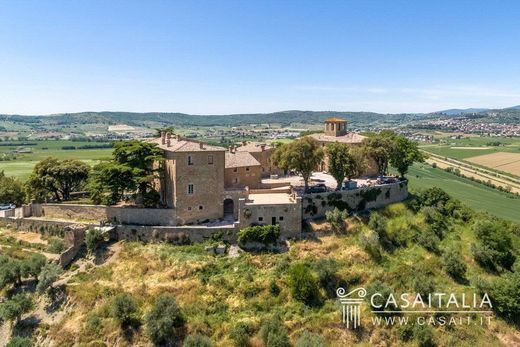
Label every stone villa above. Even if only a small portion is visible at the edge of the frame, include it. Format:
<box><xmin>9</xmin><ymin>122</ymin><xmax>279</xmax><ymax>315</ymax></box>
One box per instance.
<box><xmin>1</xmin><ymin>118</ymin><xmax>407</xmax><ymax>243</ymax></box>
<box><xmin>147</xmin><ymin>118</ymin><xmax>384</xmax><ymax>230</ymax></box>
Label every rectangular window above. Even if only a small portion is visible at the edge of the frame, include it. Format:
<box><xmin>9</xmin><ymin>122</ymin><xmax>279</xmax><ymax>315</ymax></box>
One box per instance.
<box><xmin>187</xmin><ymin>184</ymin><xmax>194</xmax><ymax>195</ymax></box>
<box><xmin>258</xmin><ymin>217</ymin><xmax>263</xmax><ymax>222</ymax></box>
<box><xmin>188</xmin><ymin>155</ymin><xmax>194</xmax><ymax>166</ymax></box>
<box><xmin>279</xmin><ymin>216</ymin><xmax>284</xmax><ymax>221</ymax></box>
<box><xmin>233</xmin><ymin>168</ymin><xmax>238</xmax><ymax>172</ymax></box>
<box><xmin>246</xmin><ymin>167</ymin><xmax>250</xmax><ymax>171</ymax></box>
<box><xmin>208</xmin><ymin>155</ymin><xmax>213</xmax><ymax>165</ymax></box>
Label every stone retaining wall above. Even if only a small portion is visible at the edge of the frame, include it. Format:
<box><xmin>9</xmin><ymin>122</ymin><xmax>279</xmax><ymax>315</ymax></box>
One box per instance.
<box><xmin>114</xmin><ymin>224</ymin><xmax>238</xmax><ymax>243</ymax></box>
<box><xmin>31</xmin><ymin>203</ymin><xmax>176</xmax><ymax>226</ymax></box>
<box><xmin>303</xmin><ymin>181</ymin><xmax>408</xmax><ymax>219</ymax></box>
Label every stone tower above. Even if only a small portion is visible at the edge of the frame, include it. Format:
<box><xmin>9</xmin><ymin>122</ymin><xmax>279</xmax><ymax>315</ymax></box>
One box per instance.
<box><xmin>324</xmin><ymin>117</ymin><xmax>347</xmax><ymax>137</ymax></box>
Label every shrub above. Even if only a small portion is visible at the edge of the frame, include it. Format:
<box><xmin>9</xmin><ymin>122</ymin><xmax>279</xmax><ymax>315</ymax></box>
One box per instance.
<box><xmin>420</xmin><ymin>206</ymin><xmax>447</xmax><ymax>239</ymax></box>
<box><xmin>86</xmin><ymin>228</ymin><xmax>105</xmax><ymax>254</ymax></box>
<box><xmin>311</xmin><ymin>258</ymin><xmax>340</xmax><ymax>298</ymax></box>
<box><xmin>416</xmin><ymin>227</ymin><xmax>440</xmax><ymax>254</ymax></box>
<box><xmin>287</xmin><ymin>263</ymin><xmax>321</xmax><ymax>307</ymax></box>
<box><xmin>325</xmin><ymin>207</ymin><xmax>348</xmax><ymax>234</ymax></box>
<box><xmin>36</xmin><ymin>262</ymin><xmax>62</xmax><ymax>294</ymax></box>
<box><xmin>366</xmin><ymin>280</ymin><xmax>395</xmax><ymax>311</ymax></box>
<box><xmin>413</xmin><ymin>274</ymin><xmax>435</xmax><ymax>298</ymax></box>
<box><xmin>295</xmin><ymin>331</ymin><xmax>327</xmax><ymax>347</ymax></box>
<box><xmin>487</xmin><ymin>271</ymin><xmax>520</xmax><ymax>323</ymax></box>
<box><xmin>414</xmin><ymin>187</ymin><xmax>451</xmax><ymax>214</ymax></box>
<box><xmin>47</xmin><ymin>238</ymin><xmax>65</xmax><ymax>253</ymax></box>
<box><xmin>237</xmin><ymin>225</ymin><xmax>280</xmax><ymax>245</ymax></box>
<box><xmin>230</xmin><ymin>321</ymin><xmax>253</xmax><ymax>347</ymax></box>
<box><xmin>183</xmin><ymin>334</ymin><xmax>213</xmax><ymax>347</ymax></box>
<box><xmin>6</xmin><ymin>337</ymin><xmax>32</xmax><ymax>347</ymax></box>
<box><xmin>146</xmin><ymin>294</ymin><xmax>186</xmax><ymax>345</ymax></box>
<box><xmin>359</xmin><ymin>230</ymin><xmax>382</xmax><ymax>261</ymax></box>
<box><xmin>472</xmin><ymin>219</ymin><xmax>516</xmax><ymax>271</ymax></box>
<box><xmin>413</xmin><ymin>324</ymin><xmax>435</xmax><ymax>347</ymax></box>
<box><xmin>259</xmin><ymin>315</ymin><xmax>290</xmax><ymax>347</ymax></box>
<box><xmin>268</xmin><ymin>280</ymin><xmax>281</xmax><ymax>297</ymax></box>
<box><xmin>442</xmin><ymin>248</ymin><xmax>467</xmax><ymax>280</ymax></box>
<box><xmin>111</xmin><ymin>293</ymin><xmax>138</xmax><ymax>327</ymax></box>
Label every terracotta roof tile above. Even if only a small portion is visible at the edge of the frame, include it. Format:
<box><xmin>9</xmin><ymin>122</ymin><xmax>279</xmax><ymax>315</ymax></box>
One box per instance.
<box><xmin>225</xmin><ymin>151</ymin><xmax>261</xmax><ymax>168</ymax></box>
<box><xmin>309</xmin><ymin>132</ymin><xmax>365</xmax><ymax>144</ymax></box>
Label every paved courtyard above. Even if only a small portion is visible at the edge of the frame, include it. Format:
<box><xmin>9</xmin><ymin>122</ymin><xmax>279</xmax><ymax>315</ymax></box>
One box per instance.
<box><xmin>262</xmin><ymin>172</ymin><xmax>379</xmax><ymax>190</ymax></box>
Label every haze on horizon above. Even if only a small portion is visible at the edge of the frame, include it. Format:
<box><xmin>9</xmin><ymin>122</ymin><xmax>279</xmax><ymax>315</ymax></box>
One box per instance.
<box><xmin>1</xmin><ymin>0</ymin><xmax>520</xmax><ymax>115</ymax></box>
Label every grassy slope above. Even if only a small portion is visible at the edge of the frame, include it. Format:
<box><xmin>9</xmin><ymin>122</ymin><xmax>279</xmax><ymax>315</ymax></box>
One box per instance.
<box><xmin>406</xmin><ymin>163</ymin><xmax>520</xmax><ymax>224</ymax></box>
<box><xmin>43</xmin><ymin>204</ymin><xmax>519</xmax><ymax>346</ymax></box>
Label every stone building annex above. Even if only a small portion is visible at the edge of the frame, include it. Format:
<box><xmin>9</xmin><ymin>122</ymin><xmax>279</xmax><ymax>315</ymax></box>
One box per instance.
<box><xmin>1</xmin><ymin>118</ymin><xmax>408</xmax><ymax>244</ymax></box>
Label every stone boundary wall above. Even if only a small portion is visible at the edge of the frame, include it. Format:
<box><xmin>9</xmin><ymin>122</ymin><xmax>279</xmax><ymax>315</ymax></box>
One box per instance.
<box><xmin>0</xmin><ymin>209</ymin><xmax>15</xmax><ymax>218</ymax></box>
<box><xmin>114</xmin><ymin>224</ymin><xmax>239</xmax><ymax>243</ymax></box>
<box><xmin>34</xmin><ymin>203</ymin><xmax>107</xmax><ymax>222</ymax></box>
<box><xmin>106</xmin><ymin>207</ymin><xmax>176</xmax><ymax>226</ymax></box>
<box><xmin>31</xmin><ymin>203</ymin><xmax>176</xmax><ymax>226</ymax></box>
<box><xmin>59</xmin><ymin>226</ymin><xmax>86</xmax><ymax>267</ymax></box>
<box><xmin>303</xmin><ymin>181</ymin><xmax>408</xmax><ymax>219</ymax></box>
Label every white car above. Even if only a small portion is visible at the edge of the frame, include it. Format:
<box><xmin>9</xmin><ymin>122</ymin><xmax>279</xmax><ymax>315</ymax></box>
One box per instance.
<box><xmin>0</xmin><ymin>204</ymin><xmax>16</xmax><ymax>210</ymax></box>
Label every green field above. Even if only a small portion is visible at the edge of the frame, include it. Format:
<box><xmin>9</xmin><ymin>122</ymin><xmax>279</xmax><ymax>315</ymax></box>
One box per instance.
<box><xmin>419</xmin><ymin>136</ymin><xmax>520</xmax><ymax>160</ymax></box>
<box><xmin>0</xmin><ymin>140</ymin><xmax>112</xmax><ymax>179</ymax></box>
<box><xmin>407</xmin><ymin>163</ymin><xmax>520</xmax><ymax>223</ymax></box>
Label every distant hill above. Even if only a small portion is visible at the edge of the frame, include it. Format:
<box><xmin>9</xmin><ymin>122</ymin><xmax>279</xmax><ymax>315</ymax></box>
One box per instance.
<box><xmin>0</xmin><ymin>110</ymin><xmax>424</xmax><ymax>128</ymax></box>
<box><xmin>437</xmin><ymin>108</ymin><xmax>489</xmax><ymax>115</ymax></box>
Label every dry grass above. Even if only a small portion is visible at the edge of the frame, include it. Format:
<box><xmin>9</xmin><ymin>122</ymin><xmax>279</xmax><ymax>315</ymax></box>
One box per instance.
<box><xmin>467</xmin><ymin>152</ymin><xmax>520</xmax><ymax>176</ymax></box>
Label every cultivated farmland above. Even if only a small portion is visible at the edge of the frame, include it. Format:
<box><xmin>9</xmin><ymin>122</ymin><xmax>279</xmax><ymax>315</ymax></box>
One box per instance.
<box><xmin>466</xmin><ymin>152</ymin><xmax>520</xmax><ymax>176</ymax></box>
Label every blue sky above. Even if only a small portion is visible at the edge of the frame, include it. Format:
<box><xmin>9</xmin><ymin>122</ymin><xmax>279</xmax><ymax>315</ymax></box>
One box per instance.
<box><xmin>1</xmin><ymin>0</ymin><xmax>520</xmax><ymax>115</ymax></box>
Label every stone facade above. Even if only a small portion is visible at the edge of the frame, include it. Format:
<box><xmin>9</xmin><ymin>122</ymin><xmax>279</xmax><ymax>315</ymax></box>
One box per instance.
<box><xmin>236</xmin><ymin>142</ymin><xmax>284</xmax><ymax>178</ymax></box>
<box><xmin>238</xmin><ymin>194</ymin><xmax>303</xmax><ymax>238</ymax></box>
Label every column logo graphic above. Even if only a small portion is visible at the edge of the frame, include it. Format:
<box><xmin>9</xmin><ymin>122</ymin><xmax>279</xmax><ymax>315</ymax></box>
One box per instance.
<box><xmin>337</xmin><ymin>287</ymin><xmax>367</xmax><ymax>329</ymax></box>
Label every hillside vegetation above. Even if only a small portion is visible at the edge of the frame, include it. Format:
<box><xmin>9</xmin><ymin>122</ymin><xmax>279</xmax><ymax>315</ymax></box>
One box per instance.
<box><xmin>3</xmin><ymin>188</ymin><xmax>519</xmax><ymax>346</ymax></box>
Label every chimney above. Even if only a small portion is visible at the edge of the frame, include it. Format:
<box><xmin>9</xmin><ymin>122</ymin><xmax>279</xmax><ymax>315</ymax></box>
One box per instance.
<box><xmin>260</xmin><ymin>144</ymin><xmax>266</xmax><ymax>151</ymax></box>
<box><xmin>166</xmin><ymin>138</ymin><xmax>171</xmax><ymax>147</ymax></box>
<box><xmin>199</xmin><ymin>142</ymin><xmax>204</xmax><ymax>149</ymax></box>
<box><xmin>161</xmin><ymin>131</ymin><xmax>166</xmax><ymax>145</ymax></box>
<box><xmin>166</xmin><ymin>132</ymin><xmax>171</xmax><ymax>141</ymax></box>
<box><xmin>242</xmin><ymin>141</ymin><xmax>247</xmax><ymax>146</ymax></box>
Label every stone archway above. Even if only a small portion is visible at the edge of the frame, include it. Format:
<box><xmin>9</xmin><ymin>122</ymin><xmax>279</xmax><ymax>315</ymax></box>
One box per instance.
<box><xmin>223</xmin><ymin>198</ymin><xmax>234</xmax><ymax>220</ymax></box>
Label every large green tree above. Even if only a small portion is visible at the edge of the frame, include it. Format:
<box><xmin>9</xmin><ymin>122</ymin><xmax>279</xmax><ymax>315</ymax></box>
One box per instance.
<box><xmin>0</xmin><ymin>293</ymin><xmax>33</xmax><ymax>327</ymax></box>
<box><xmin>326</xmin><ymin>143</ymin><xmax>351</xmax><ymax>190</ymax></box>
<box><xmin>272</xmin><ymin>137</ymin><xmax>324</xmax><ymax>192</ymax></box>
<box><xmin>0</xmin><ymin>171</ymin><xmax>25</xmax><ymax>205</ymax></box>
<box><xmin>362</xmin><ymin>134</ymin><xmax>394</xmax><ymax>176</ymax></box>
<box><xmin>390</xmin><ymin>135</ymin><xmax>424</xmax><ymax>178</ymax></box>
<box><xmin>89</xmin><ymin>141</ymin><xmax>163</xmax><ymax>206</ymax></box>
<box><xmin>326</xmin><ymin>143</ymin><xmax>366</xmax><ymax>190</ymax></box>
<box><xmin>26</xmin><ymin>157</ymin><xmax>90</xmax><ymax>201</ymax></box>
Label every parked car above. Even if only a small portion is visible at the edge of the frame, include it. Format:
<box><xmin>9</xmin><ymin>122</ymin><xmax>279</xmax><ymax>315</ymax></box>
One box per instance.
<box><xmin>307</xmin><ymin>183</ymin><xmax>327</xmax><ymax>193</ymax></box>
<box><xmin>0</xmin><ymin>203</ymin><xmax>16</xmax><ymax>210</ymax></box>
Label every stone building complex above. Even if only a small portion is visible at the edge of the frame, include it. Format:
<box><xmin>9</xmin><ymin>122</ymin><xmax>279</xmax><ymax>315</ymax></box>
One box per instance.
<box><xmin>2</xmin><ymin>118</ymin><xmax>408</xmax><ymax>244</ymax></box>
